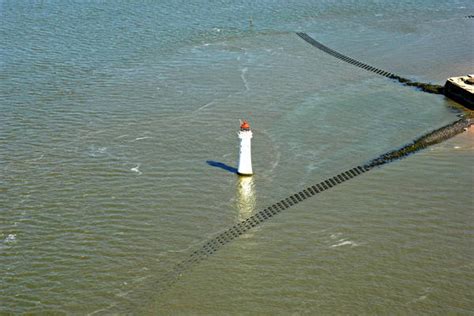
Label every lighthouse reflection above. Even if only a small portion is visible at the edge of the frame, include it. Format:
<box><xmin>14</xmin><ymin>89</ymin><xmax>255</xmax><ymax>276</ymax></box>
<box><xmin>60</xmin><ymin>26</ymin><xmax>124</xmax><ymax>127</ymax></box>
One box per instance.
<box><xmin>236</xmin><ymin>176</ymin><xmax>256</xmax><ymax>221</ymax></box>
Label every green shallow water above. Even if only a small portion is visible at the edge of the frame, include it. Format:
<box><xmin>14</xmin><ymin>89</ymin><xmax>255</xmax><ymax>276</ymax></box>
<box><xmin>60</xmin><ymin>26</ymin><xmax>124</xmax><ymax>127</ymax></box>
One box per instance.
<box><xmin>1</xmin><ymin>1</ymin><xmax>473</xmax><ymax>314</ymax></box>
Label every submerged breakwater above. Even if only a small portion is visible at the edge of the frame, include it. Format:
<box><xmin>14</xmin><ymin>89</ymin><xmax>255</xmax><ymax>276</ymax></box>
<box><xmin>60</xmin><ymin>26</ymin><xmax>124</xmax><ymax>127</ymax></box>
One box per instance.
<box><xmin>366</xmin><ymin>118</ymin><xmax>471</xmax><ymax>167</ymax></box>
<box><xmin>296</xmin><ymin>33</ymin><xmax>444</xmax><ymax>94</ymax></box>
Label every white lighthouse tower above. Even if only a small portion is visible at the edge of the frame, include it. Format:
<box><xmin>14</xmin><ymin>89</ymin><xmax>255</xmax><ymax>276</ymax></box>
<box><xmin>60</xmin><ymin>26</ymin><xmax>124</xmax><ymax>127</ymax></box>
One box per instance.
<box><xmin>237</xmin><ymin>120</ymin><xmax>253</xmax><ymax>176</ymax></box>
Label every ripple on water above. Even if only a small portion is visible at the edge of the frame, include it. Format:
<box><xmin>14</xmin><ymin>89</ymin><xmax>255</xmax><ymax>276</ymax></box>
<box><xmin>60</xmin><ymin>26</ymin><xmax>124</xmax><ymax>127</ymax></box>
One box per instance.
<box><xmin>1</xmin><ymin>0</ymin><xmax>473</xmax><ymax>314</ymax></box>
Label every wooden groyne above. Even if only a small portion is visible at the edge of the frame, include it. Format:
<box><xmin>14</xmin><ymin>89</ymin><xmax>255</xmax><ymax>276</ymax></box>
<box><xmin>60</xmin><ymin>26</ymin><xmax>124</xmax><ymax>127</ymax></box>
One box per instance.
<box><xmin>295</xmin><ymin>32</ymin><xmax>395</xmax><ymax>79</ymax></box>
<box><xmin>296</xmin><ymin>33</ymin><xmax>474</xmax><ymax>110</ymax></box>
<box><xmin>295</xmin><ymin>32</ymin><xmax>445</xmax><ymax>95</ymax></box>
<box><xmin>366</xmin><ymin>118</ymin><xmax>471</xmax><ymax>168</ymax></box>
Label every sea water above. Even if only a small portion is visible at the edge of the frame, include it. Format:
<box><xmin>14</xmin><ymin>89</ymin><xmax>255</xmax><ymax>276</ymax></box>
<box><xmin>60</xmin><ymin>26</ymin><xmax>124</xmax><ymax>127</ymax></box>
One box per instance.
<box><xmin>1</xmin><ymin>1</ymin><xmax>473</xmax><ymax>314</ymax></box>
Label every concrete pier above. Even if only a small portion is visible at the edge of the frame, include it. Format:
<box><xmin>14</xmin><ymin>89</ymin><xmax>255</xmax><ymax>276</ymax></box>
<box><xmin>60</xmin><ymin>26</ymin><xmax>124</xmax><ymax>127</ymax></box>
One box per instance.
<box><xmin>444</xmin><ymin>75</ymin><xmax>474</xmax><ymax>110</ymax></box>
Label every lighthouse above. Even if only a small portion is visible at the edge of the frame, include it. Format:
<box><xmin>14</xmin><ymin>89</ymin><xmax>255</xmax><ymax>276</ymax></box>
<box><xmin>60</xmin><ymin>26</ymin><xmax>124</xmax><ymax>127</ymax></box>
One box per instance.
<box><xmin>237</xmin><ymin>120</ymin><xmax>253</xmax><ymax>176</ymax></box>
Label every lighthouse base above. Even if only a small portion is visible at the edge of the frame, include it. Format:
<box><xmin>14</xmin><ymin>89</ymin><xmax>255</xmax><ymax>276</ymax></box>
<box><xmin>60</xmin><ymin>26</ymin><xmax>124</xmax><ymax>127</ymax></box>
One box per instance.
<box><xmin>237</xmin><ymin>171</ymin><xmax>253</xmax><ymax>177</ymax></box>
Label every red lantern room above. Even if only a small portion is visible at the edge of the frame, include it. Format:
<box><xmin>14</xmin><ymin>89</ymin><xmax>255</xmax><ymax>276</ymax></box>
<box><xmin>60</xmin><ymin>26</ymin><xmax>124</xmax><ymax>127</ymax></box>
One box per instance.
<box><xmin>240</xmin><ymin>120</ymin><xmax>250</xmax><ymax>131</ymax></box>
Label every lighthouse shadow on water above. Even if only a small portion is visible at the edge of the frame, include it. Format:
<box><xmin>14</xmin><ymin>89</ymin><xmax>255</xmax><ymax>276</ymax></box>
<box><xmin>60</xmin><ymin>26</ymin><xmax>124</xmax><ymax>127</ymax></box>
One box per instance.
<box><xmin>206</xmin><ymin>160</ymin><xmax>238</xmax><ymax>174</ymax></box>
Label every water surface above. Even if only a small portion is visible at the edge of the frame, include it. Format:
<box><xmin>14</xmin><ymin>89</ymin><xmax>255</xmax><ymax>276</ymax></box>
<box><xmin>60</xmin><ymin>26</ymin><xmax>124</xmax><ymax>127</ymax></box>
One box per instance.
<box><xmin>1</xmin><ymin>1</ymin><xmax>473</xmax><ymax>314</ymax></box>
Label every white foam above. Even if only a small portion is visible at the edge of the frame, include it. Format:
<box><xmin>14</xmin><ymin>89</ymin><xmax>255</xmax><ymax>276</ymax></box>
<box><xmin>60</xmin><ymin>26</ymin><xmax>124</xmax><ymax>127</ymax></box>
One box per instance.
<box><xmin>330</xmin><ymin>239</ymin><xmax>357</xmax><ymax>248</ymax></box>
<box><xmin>417</xmin><ymin>295</ymin><xmax>427</xmax><ymax>301</ymax></box>
<box><xmin>4</xmin><ymin>234</ymin><xmax>16</xmax><ymax>243</ymax></box>
<box><xmin>131</xmin><ymin>164</ymin><xmax>142</xmax><ymax>175</ymax></box>
<box><xmin>454</xmin><ymin>146</ymin><xmax>461</xmax><ymax>149</ymax></box>
<box><xmin>410</xmin><ymin>294</ymin><xmax>429</xmax><ymax>304</ymax></box>
<box><xmin>270</xmin><ymin>151</ymin><xmax>280</xmax><ymax>172</ymax></box>
<box><xmin>89</xmin><ymin>146</ymin><xmax>107</xmax><ymax>156</ymax></box>
<box><xmin>30</xmin><ymin>154</ymin><xmax>44</xmax><ymax>161</ymax></box>
<box><xmin>133</xmin><ymin>136</ymin><xmax>151</xmax><ymax>142</ymax></box>
<box><xmin>240</xmin><ymin>67</ymin><xmax>249</xmax><ymax>91</ymax></box>
<box><xmin>197</xmin><ymin>101</ymin><xmax>215</xmax><ymax>112</ymax></box>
